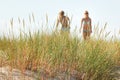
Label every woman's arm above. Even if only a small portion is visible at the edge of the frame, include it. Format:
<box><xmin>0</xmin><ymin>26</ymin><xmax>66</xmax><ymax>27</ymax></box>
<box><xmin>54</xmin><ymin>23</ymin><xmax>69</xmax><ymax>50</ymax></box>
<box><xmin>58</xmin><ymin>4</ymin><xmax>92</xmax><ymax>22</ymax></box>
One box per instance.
<box><xmin>67</xmin><ymin>17</ymin><xmax>70</xmax><ymax>28</ymax></box>
<box><xmin>56</xmin><ymin>18</ymin><xmax>59</xmax><ymax>28</ymax></box>
<box><xmin>90</xmin><ymin>18</ymin><xmax>92</xmax><ymax>33</ymax></box>
<box><xmin>80</xmin><ymin>18</ymin><xmax>84</xmax><ymax>32</ymax></box>
<box><xmin>55</xmin><ymin>18</ymin><xmax>60</xmax><ymax>31</ymax></box>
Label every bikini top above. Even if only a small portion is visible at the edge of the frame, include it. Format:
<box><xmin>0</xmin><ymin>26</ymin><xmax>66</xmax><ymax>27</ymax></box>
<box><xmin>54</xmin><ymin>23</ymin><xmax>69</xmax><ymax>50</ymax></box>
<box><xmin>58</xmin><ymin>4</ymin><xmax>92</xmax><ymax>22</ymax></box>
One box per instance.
<box><xmin>83</xmin><ymin>19</ymin><xmax>90</xmax><ymax>25</ymax></box>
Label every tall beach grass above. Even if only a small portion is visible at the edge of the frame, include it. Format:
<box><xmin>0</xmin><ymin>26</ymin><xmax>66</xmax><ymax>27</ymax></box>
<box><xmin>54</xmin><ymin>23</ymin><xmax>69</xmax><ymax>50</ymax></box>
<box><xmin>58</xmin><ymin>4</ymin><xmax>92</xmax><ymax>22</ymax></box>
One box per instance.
<box><xmin>0</xmin><ymin>14</ymin><xmax>120</xmax><ymax>80</ymax></box>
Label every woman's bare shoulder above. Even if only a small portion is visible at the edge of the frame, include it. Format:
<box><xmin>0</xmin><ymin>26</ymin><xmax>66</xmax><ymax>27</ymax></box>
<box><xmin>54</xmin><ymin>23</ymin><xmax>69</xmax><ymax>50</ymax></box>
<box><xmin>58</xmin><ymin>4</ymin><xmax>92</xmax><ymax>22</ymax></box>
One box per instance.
<box><xmin>57</xmin><ymin>16</ymin><xmax>61</xmax><ymax>21</ymax></box>
<box><xmin>65</xmin><ymin>16</ymin><xmax>69</xmax><ymax>20</ymax></box>
<box><xmin>89</xmin><ymin>17</ymin><xmax>91</xmax><ymax>20</ymax></box>
<box><xmin>81</xmin><ymin>18</ymin><xmax>85</xmax><ymax>21</ymax></box>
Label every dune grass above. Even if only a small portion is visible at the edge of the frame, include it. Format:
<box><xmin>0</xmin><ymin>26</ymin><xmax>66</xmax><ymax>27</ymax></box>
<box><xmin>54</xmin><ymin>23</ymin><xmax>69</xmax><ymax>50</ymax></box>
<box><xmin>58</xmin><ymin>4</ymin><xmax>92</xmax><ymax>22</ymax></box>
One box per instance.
<box><xmin>0</xmin><ymin>31</ymin><xmax>120</xmax><ymax>80</ymax></box>
<box><xmin>0</xmin><ymin>15</ymin><xmax>120</xmax><ymax>80</ymax></box>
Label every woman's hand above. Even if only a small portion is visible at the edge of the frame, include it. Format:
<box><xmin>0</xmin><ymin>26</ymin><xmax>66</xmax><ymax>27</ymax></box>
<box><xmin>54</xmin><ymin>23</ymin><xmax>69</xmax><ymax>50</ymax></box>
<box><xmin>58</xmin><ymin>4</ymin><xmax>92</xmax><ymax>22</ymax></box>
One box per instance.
<box><xmin>79</xmin><ymin>26</ymin><xmax>82</xmax><ymax>33</ymax></box>
<box><xmin>90</xmin><ymin>30</ymin><xmax>92</xmax><ymax>33</ymax></box>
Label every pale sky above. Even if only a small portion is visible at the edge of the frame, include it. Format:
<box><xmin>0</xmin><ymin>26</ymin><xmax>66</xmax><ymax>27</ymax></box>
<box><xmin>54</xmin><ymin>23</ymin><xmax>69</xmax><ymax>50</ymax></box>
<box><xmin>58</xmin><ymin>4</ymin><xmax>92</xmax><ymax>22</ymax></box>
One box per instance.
<box><xmin>0</xmin><ymin>0</ymin><xmax>120</xmax><ymax>37</ymax></box>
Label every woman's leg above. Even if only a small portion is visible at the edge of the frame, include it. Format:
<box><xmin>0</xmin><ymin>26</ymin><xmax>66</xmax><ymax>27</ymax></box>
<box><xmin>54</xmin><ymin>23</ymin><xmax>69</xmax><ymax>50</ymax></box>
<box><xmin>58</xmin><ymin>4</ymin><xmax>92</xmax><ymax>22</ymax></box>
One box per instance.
<box><xmin>83</xmin><ymin>32</ymin><xmax>87</xmax><ymax>40</ymax></box>
<box><xmin>87</xmin><ymin>32</ymin><xmax>91</xmax><ymax>39</ymax></box>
